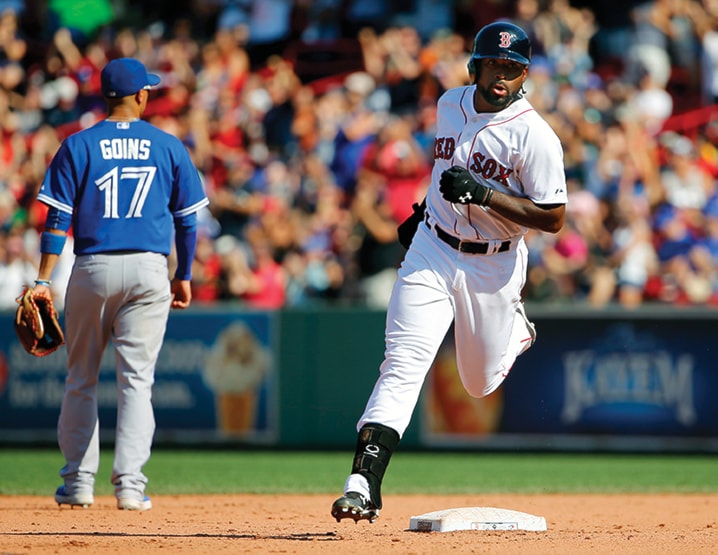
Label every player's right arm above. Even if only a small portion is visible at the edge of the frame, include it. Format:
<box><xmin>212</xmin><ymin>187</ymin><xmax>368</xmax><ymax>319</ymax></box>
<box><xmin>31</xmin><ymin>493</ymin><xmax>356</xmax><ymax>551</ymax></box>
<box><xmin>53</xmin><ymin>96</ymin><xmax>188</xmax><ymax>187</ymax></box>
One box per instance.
<box><xmin>35</xmin><ymin>141</ymin><xmax>76</xmax><ymax>294</ymax></box>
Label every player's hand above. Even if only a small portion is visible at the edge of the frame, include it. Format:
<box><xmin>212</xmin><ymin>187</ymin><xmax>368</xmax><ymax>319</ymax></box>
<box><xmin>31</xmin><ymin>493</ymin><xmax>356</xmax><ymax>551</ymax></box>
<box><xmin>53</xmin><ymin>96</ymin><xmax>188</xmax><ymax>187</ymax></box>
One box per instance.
<box><xmin>170</xmin><ymin>279</ymin><xmax>192</xmax><ymax>309</ymax></box>
<box><xmin>439</xmin><ymin>166</ymin><xmax>493</xmax><ymax>206</ymax></box>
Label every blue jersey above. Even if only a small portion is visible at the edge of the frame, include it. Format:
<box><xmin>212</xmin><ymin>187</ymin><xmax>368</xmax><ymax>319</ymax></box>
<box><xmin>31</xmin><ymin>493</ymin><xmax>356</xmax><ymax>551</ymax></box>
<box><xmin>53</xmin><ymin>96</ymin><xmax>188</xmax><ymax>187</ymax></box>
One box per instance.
<box><xmin>38</xmin><ymin>119</ymin><xmax>209</xmax><ymax>256</ymax></box>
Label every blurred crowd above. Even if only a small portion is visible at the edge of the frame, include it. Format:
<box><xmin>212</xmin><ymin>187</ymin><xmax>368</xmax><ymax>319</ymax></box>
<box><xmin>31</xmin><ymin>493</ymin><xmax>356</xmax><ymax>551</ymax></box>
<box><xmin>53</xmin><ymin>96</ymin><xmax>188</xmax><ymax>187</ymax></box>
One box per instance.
<box><xmin>2</xmin><ymin>0</ymin><xmax>718</xmax><ymax>311</ymax></box>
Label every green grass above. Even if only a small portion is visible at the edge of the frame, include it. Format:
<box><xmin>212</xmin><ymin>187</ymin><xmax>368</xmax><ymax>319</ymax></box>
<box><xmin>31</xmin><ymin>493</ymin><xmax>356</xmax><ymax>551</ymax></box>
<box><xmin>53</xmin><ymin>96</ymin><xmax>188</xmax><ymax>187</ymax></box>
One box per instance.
<box><xmin>1</xmin><ymin>449</ymin><xmax>716</xmax><ymax>496</ymax></box>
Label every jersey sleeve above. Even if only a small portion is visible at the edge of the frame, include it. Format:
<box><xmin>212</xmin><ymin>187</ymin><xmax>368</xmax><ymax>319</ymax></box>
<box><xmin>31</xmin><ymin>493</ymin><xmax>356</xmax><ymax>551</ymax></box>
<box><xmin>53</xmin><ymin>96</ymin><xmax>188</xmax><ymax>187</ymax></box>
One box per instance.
<box><xmin>518</xmin><ymin>120</ymin><xmax>568</xmax><ymax>205</ymax></box>
<box><xmin>435</xmin><ymin>87</ymin><xmax>470</xmax><ymax>142</ymax></box>
<box><xmin>169</xmin><ymin>140</ymin><xmax>209</xmax><ymax>217</ymax></box>
<box><xmin>37</xmin><ymin>141</ymin><xmax>78</xmax><ymax>214</ymax></box>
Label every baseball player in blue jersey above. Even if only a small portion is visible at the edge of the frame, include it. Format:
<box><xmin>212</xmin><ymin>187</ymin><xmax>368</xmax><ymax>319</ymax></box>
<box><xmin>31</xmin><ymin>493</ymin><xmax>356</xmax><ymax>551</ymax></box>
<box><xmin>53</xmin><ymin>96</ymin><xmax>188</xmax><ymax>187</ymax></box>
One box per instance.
<box><xmin>34</xmin><ymin>58</ymin><xmax>209</xmax><ymax>511</ymax></box>
<box><xmin>331</xmin><ymin>21</ymin><xmax>567</xmax><ymax>523</ymax></box>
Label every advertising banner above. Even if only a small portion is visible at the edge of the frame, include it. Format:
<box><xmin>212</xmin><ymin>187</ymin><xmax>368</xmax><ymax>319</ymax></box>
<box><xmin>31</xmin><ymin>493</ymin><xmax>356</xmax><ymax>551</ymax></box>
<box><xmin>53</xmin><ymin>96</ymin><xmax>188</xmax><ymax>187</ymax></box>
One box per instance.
<box><xmin>2</xmin><ymin>307</ymin><xmax>717</xmax><ymax>451</ymax></box>
<box><xmin>0</xmin><ymin>311</ymin><xmax>278</xmax><ymax>444</ymax></box>
<box><xmin>421</xmin><ymin>317</ymin><xmax>718</xmax><ymax>448</ymax></box>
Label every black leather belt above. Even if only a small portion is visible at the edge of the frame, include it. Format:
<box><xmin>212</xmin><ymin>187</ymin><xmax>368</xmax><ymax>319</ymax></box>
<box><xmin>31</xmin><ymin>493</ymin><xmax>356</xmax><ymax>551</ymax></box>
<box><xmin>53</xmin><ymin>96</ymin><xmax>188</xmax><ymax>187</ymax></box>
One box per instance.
<box><xmin>428</xmin><ymin>221</ymin><xmax>511</xmax><ymax>254</ymax></box>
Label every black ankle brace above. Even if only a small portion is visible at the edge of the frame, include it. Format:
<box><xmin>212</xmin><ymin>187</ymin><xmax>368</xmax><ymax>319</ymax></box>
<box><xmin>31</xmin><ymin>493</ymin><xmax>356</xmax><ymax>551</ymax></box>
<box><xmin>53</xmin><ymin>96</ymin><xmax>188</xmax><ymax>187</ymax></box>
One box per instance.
<box><xmin>351</xmin><ymin>423</ymin><xmax>400</xmax><ymax>509</ymax></box>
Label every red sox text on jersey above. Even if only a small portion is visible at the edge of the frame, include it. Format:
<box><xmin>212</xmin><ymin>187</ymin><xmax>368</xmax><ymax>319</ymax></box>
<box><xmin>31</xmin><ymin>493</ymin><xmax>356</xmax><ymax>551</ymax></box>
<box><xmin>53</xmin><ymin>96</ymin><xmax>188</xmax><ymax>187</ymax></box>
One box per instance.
<box><xmin>435</xmin><ymin>137</ymin><xmax>513</xmax><ymax>188</ymax></box>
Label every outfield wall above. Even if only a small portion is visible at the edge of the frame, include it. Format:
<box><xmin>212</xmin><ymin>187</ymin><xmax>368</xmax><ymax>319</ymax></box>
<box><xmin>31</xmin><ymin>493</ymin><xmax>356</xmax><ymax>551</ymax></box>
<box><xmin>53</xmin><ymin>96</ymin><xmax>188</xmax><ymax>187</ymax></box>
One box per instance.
<box><xmin>1</xmin><ymin>305</ymin><xmax>717</xmax><ymax>452</ymax></box>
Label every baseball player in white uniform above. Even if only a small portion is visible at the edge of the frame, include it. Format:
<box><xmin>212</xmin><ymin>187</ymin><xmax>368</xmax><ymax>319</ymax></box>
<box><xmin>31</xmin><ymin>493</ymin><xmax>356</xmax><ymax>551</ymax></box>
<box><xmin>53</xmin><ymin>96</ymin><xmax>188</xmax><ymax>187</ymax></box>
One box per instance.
<box><xmin>332</xmin><ymin>21</ymin><xmax>567</xmax><ymax>523</ymax></box>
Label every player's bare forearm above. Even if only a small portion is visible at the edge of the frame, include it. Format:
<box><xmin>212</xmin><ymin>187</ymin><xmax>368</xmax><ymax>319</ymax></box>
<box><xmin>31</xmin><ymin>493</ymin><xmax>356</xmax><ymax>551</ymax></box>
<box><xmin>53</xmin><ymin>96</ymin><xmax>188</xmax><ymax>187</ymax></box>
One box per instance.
<box><xmin>37</xmin><ymin>253</ymin><xmax>60</xmax><ymax>283</ymax></box>
<box><xmin>37</xmin><ymin>228</ymin><xmax>66</xmax><ymax>282</ymax></box>
<box><xmin>486</xmin><ymin>192</ymin><xmax>565</xmax><ymax>234</ymax></box>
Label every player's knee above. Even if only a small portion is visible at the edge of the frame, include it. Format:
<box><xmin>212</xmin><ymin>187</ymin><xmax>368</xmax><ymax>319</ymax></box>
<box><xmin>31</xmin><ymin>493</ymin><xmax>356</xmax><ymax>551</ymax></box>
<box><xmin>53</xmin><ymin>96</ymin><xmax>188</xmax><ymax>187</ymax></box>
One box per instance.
<box><xmin>463</xmin><ymin>373</ymin><xmax>504</xmax><ymax>398</ymax></box>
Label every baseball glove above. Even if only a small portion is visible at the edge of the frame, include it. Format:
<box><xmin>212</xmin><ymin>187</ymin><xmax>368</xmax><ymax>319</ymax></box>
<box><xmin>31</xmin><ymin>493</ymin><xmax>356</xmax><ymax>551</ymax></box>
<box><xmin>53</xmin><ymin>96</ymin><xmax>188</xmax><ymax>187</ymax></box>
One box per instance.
<box><xmin>14</xmin><ymin>286</ymin><xmax>65</xmax><ymax>357</ymax></box>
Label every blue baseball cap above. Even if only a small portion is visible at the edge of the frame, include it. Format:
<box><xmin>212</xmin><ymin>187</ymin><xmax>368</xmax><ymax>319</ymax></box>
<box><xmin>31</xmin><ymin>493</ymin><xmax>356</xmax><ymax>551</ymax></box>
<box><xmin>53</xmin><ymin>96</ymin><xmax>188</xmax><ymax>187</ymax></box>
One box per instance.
<box><xmin>101</xmin><ymin>58</ymin><xmax>161</xmax><ymax>98</ymax></box>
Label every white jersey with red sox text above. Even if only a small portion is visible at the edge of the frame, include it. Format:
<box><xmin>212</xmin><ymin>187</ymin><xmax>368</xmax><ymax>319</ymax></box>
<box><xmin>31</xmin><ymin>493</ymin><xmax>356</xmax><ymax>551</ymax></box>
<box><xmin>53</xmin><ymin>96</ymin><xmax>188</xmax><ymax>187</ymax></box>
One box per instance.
<box><xmin>353</xmin><ymin>85</ymin><xmax>568</xmax><ymax>440</ymax></box>
<box><xmin>426</xmin><ymin>88</ymin><xmax>567</xmax><ymax>238</ymax></box>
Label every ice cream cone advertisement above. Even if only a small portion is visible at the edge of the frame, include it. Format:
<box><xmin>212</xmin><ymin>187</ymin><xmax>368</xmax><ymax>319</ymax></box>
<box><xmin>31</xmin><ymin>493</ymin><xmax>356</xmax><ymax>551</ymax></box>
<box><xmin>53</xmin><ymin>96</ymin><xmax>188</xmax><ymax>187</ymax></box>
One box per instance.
<box><xmin>422</xmin><ymin>332</ymin><xmax>503</xmax><ymax>442</ymax></box>
<box><xmin>203</xmin><ymin>322</ymin><xmax>272</xmax><ymax>437</ymax></box>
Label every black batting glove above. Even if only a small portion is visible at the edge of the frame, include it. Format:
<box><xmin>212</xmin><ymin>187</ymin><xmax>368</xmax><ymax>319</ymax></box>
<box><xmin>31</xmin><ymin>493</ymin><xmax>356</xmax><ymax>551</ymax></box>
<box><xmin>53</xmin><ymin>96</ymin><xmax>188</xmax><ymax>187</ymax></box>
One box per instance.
<box><xmin>397</xmin><ymin>199</ymin><xmax>426</xmax><ymax>249</ymax></box>
<box><xmin>439</xmin><ymin>166</ymin><xmax>493</xmax><ymax>206</ymax></box>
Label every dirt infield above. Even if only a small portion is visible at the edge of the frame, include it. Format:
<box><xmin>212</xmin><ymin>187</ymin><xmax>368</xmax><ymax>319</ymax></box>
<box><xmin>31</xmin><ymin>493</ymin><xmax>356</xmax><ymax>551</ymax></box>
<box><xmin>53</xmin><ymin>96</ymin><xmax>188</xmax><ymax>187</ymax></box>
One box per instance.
<box><xmin>1</xmin><ymin>493</ymin><xmax>716</xmax><ymax>554</ymax></box>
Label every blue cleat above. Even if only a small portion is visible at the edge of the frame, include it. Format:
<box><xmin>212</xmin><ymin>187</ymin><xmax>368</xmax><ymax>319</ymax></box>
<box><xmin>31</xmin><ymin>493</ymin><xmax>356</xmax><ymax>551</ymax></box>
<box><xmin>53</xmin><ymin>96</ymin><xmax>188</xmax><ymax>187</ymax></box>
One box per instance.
<box><xmin>117</xmin><ymin>496</ymin><xmax>152</xmax><ymax>511</ymax></box>
<box><xmin>55</xmin><ymin>485</ymin><xmax>93</xmax><ymax>509</ymax></box>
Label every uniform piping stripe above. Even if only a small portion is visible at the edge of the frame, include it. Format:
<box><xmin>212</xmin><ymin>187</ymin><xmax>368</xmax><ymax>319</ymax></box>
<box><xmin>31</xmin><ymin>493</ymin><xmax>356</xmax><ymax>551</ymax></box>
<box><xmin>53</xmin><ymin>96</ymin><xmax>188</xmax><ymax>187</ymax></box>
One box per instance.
<box><xmin>173</xmin><ymin>197</ymin><xmax>209</xmax><ymax>218</ymax></box>
<box><xmin>37</xmin><ymin>194</ymin><xmax>73</xmax><ymax>214</ymax></box>
<box><xmin>455</xmin><ymin>107</ymin><xmax>535</xmax><ymax>239</ymax></box>
<box><xmin>469</xmin><ymin>108</ymin><xmax>535</xmax><ymax>153</ymax></box>
<box><xmin>459</xmin><ymin>88</ymin><xmax>470</xmax><ymax>124</ymax></box>
<box><xmin>449</xmin><ymin>89</ymin><xmax>471</xmax><ymax>164</ymax></box>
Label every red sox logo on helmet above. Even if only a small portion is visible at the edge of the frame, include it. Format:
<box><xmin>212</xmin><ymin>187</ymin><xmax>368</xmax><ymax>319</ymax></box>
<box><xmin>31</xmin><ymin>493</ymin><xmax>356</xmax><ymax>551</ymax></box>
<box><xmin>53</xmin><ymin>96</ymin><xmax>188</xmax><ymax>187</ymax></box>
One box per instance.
<box><xmin>499</xmin><ymin>31</ymin><xmax>512</xmax><ymax>48</ymax></box>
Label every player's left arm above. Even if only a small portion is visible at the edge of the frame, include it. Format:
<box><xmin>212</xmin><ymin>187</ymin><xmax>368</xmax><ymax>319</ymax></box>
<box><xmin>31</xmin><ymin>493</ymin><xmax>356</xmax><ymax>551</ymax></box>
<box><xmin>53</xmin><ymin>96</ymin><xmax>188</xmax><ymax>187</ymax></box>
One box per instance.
<box><xmin>439</xmin><ymin>117</ymin><xmax>567</xmax><ymax>233</ymax></box>
<box><xmin>170</xmin><ymin>278</ymin><xmax>192</xmax><ymax>309</ymax></box>
<box><xmin>483</xmin><ymin>122</ymin><xmax>566</xmax><ymax>234</ymax></box>
<box><xmin>171</xmin><ymin>211</ymin><xmax>196</xmax><ymax>309</ymax></box>
<box><xmin>169</xmin><ymin>140</ymin><xmax>210</xmax><ymax>309</ymax></box>
<box><xmin>438</xmin><ymin>166</ymin><xmax>566</xmax><ymax>233</ymax></box>
<box><xmin>485</xmin><ymin>195</ymin><xmax>565</xmax><ymax>234</ymax></box>
<box><xmin>438</xmin><ymin>165</ymin><xmax>566</xmax><ymax>232</ymax></box>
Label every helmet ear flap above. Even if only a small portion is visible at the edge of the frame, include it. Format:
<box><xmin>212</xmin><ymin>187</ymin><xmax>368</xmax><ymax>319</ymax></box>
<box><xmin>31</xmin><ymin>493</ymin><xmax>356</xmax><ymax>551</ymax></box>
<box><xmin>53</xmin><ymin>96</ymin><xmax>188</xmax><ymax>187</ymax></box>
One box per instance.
<box><xmin>467</xmin><ymin>58</ymin><xmax>476</xmax><ymax>83</ymax></box>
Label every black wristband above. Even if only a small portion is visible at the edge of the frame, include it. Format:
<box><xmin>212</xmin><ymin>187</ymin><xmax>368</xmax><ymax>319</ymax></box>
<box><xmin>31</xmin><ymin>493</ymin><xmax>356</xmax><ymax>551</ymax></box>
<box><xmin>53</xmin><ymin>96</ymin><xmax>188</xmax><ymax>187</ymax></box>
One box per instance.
<box><xmin>482</xmin><ymin>187</ymin><xmax>494</xmax><ymax>206</ymax></box>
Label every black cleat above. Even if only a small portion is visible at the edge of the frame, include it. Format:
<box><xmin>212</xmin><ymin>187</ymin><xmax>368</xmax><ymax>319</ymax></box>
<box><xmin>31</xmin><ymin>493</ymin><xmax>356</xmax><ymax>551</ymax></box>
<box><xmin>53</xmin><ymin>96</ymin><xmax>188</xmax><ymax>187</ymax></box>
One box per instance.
<box><xmin>331</xmin><ymin>492</ymin><xmax>379</xmax><ymax>523</ymax></box>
